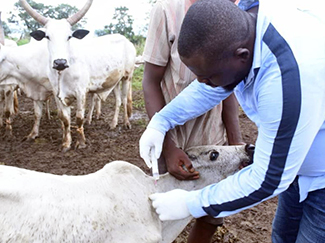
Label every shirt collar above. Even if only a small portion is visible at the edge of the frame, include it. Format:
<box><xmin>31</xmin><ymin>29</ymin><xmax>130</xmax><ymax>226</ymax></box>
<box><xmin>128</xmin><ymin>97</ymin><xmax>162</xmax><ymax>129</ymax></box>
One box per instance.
<box><xmin>243</xmin><ymin>1</ymin><xmax>265</xmax><ymax>88</ymax></box>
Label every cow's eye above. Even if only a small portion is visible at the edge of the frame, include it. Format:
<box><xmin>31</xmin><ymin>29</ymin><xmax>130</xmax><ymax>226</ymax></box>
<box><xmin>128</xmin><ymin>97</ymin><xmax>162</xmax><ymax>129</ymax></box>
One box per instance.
<box><xmin>68</xmin><ymin>36</ymin><xmax>72</xmax><ymax>40</ymax></box>
<box><xmin>45</xmin><ymin>36</ymin><xmax>50</xmax><ymax>40</ymax></box>
<box><xmin>209</xmin><ymin>151</ymin><xmax>219</xmax><ymax>161</ymax></box>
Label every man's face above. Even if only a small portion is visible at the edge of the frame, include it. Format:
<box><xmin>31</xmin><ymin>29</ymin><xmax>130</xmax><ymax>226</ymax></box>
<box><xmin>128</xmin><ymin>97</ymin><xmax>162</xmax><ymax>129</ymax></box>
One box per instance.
<box><xmin>181</xmin><ymin>54</ymin><xmax>249</xmax><ymax>91</ymax></box>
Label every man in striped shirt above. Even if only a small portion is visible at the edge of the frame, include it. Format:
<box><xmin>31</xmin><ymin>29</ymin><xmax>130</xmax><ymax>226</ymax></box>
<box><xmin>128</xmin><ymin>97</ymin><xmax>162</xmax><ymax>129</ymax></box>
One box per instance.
<box><xmin>140</xmin><ymin>0</ymin><xmax>325</xmax><ymax>242</ymax></box>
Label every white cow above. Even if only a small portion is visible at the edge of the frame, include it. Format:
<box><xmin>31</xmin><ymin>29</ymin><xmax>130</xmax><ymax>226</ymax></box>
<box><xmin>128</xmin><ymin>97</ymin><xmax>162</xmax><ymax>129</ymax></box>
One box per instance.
<box><xmin>86</xmin><ymin>82</ymin><xmax>132</xmax><ymax>128</ymax></box>
<box><xmin>0</xmin><ymin>14</ymin><xmax>18</xmax><ymax>137</ymax></box>
<box><xmin>0</xmin><ymin>37</ymin><xmax>18</xmax><ymax>137</ymax></box>
<box><xmin>86</xmin><ymin>57</ymin><xmax>144</xmax><ymax>126</ymax></box>
<box><xmin>0</xmin><ymin>38</ymin><xmax>53</xmax><ymax>140</ymax></box>
<box><xmin>0</xmin><ymin>13</ymin><xmax>53</xmax><ymax>139</ymax></box>
<box><xmin>0</xmin><ymin>144</ymin><xmax>254</xmax><ymax>243</ymax></box>
<box><xmin>20</xmin><ymin>0</ymin><xmax>137</xmax><ymax>152</ymax></box>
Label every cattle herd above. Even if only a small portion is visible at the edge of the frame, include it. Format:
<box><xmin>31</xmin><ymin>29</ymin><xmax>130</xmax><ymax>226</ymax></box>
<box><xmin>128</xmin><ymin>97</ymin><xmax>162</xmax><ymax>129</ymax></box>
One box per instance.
<box><xmin>0</xmin><ymin>0</ymin><xmax>143</xmax><ymax>151</ymax></box>
<box><xmin>0</xmin><ymin>0</ymin><xmax>258</xmax><ymax>242</ymax></box>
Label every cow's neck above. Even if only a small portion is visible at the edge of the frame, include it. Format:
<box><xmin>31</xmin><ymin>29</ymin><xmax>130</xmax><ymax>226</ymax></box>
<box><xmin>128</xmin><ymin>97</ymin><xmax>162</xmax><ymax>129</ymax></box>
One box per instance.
<box><xmin>156</xmin><ymin>174</ymin><xmax>201</xmax><ymax>243</ymax></box>
<box><xmin>154</xmin><ymin>172</ymin><xmax>210</xmax><ymax>193</ymax></box>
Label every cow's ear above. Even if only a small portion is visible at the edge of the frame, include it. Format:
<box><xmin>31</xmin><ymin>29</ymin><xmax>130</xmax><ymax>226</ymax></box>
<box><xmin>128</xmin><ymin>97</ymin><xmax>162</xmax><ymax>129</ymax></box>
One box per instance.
<box><xmin>72</xmin><ymin>29</ymin><xmax>89</xmax><ymax>39</ymax></box>
<box><xmin>30</xmin><ymin>30</ymin><xmax>46</xmax><ymax>41</ymax></box>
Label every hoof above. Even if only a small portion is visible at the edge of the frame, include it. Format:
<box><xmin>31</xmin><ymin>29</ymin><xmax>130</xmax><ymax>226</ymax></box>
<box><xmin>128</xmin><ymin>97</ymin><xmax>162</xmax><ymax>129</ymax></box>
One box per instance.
<box><xmin>124</xmin><ymin>123</ymin><xmax>132</xmax><ymax>129</ymax></box>
<box><xmin>109</xmin><ymin>124</ymin><xmax>117</xmax><ymax>130</ymax></box>
<box><xmin>22</xmin><ymin>136</ymin><xmax>35</xmax><ymax>142</ymax></box>
<box><xmin>86</xmin><ymin>118</ymin><xmax>92</xmax><ymax>125</ymax></box>
<box><xmin>61</xmin><ymin>146</ymin><xmax>71</xmax><ymax>153</ymax></box>
<box><xmin>76</xmin><ymin>144</ymin><xmax>87</xmax><ymax>150</ymax></box>
<box><xmin>75</xmin><ymin>141</ymin><xmax>87</xmax><ymax>150</ymax></box>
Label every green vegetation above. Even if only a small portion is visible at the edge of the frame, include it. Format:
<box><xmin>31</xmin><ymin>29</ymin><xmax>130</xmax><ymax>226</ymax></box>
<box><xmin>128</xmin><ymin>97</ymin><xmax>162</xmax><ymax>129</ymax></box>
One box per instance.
<box><xmin>4</xmin><ymin>1</ymin><xmax>149</xmax><ymax>45</ymax></box>
<box><xmin>133</xmin><ymin>65</ymin><xmax>144</xmax><ymax>91</ymax></box>
<box><xmin>8</xmin><ymin>0</ymin><xmax>85</xmax><ymax>38</ymax></box>
<box><xmin>16</xmin><ymin>38</ymin><xmax>29</xmax><ymax>46</ymax></box>
<box><xmin>132</xmin><ymin>40</ymin><xmax>145</xmax><ymax>91</ymax></box>
<box><xmin>95</xmin><ymin>6</ymin><xmax>146</xmax><ymax>45</ymax></box>
<box><xmin>132</xmin><ymin>43</ymin><xmax>145</xmax><ymax>109</ymax></box>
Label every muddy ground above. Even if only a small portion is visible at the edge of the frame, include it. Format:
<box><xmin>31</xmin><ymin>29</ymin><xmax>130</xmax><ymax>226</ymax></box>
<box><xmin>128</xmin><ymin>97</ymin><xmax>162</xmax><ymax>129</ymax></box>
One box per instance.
<box><xmin>0</xmin><ymin>90</ymin><xmax>277</xmax><ymax>243</ymax></box>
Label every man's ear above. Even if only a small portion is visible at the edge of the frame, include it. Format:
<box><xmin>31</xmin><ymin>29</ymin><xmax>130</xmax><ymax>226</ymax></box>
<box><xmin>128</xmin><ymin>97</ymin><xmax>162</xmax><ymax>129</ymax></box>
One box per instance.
<box><xmin>30</xmin><ymin>30</ymin><xmax>46</xmax><ymax>41</ymax></box>
<box><xmin>235</xmin><ymin>48</ymin><xmax>251</xmax><ymax>62</ymax></box>
<box><xmin>72</xmin><ymin>29</ymin><xmax>89</xmax><ymax>39</ymax></box>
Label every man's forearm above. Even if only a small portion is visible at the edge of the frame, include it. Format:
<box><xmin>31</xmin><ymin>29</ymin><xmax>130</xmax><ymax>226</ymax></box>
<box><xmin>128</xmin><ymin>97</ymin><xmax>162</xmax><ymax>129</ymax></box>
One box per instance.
<box><xmin>142</xmin><ymin>62</ymin><xmax>167</xmax><ymax>119</ymax></box>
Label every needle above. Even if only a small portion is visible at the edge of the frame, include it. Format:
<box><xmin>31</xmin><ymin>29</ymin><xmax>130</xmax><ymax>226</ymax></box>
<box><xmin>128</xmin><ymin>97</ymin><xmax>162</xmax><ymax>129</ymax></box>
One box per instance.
<box><xmin>151</xmin><ymin>152</ymin><xmax>159</xmax><ymax>183</ymax></box>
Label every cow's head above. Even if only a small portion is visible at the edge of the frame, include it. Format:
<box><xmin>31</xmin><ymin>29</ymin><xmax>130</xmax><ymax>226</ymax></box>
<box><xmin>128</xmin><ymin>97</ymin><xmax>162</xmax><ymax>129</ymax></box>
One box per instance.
<box><xmin>20</xmin><ymin>0</ymin><xmax>92</xmax><ymax>71</ymax></box>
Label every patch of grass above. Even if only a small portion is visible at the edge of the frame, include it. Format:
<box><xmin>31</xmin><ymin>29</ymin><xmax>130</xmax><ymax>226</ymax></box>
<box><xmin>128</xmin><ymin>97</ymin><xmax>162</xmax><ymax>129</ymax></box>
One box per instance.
<box><xmin>132</xmin><ymin>65</ymin><xmax>144</xmax><ymax>91</ymax></box>
<box><xmin>133</xmin><ymin>41</ymin><xmax>145</xmax><ymax>92</ymax></box>
<box><xmin>133</xmin><ymin>118</ymin><xmax>147</xmax><ymax>128</ymax></box>
<box><xmin>133</xmin><ymin>98</ymin><xmax>145</xmax><ymax>110</ymax></box>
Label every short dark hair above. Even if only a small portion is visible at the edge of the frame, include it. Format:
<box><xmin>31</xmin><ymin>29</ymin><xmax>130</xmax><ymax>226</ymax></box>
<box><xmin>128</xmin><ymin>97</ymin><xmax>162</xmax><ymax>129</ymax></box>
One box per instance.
<box><xmin>178</xmin><ymin>0</ymin><xmax>250</xmax><ymax>62</ymax></box>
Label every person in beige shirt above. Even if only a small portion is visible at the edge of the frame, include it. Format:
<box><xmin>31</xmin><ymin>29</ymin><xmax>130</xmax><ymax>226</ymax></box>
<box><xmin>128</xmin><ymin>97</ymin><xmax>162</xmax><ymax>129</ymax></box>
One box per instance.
<box><xmin>142</xmin><ymin>0</ymin><xmax>244</xmax><ymax>242</ymax></box>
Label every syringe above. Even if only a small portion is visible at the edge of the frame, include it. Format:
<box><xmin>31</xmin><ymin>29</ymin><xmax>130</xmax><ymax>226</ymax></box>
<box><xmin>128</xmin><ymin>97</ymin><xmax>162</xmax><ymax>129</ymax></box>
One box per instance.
<box><xmin>151</xmin><ymin>153</ymin><xmax>159</xmax><ymax>182</ymax></box>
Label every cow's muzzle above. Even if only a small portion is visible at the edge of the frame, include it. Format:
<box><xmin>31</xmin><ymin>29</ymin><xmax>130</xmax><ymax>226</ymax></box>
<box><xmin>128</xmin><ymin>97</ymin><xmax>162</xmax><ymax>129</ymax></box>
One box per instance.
<box><xmin>53</xmin><ymin>59</ymin><xmax>69</xmax><ymax>71</ymax></box>
<box><xmin>241</xmin><ymin>144</ymin><xmax>255</xmax><ymax>168</ymax></box>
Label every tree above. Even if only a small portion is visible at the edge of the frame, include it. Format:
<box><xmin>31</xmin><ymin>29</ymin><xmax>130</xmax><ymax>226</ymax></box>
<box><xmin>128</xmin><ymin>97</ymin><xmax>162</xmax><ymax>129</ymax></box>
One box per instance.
<box><xmin>2</xmin><ymin>21</ymin><xmax>12</xmax><ymax>36</ymax></box>
<box><xmin>8</xmin><ymin>0</ymin><xmax>86</xmax><ymax>33</ymax></box>
<box><xmin>95</xmin><ymin>6</ymin><xmax>135</xmax><ymax>42</ymax></box>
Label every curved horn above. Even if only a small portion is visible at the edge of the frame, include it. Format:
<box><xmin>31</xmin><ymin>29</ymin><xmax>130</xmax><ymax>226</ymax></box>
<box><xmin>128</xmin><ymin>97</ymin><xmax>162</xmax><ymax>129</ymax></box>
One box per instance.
<box><xmin>67</xmin><ymin>0</ymin><xmax>93</xmax><ymax>26</ymax></box>
<box><xmin>0</xmin><ymin>12</ymin><xmax>5</xmax><ymax>45</ymax></box>
<box><xmin>19</xmin><ymin>0</ymin><xmax>48</xmax><ymax>26</ymax></box>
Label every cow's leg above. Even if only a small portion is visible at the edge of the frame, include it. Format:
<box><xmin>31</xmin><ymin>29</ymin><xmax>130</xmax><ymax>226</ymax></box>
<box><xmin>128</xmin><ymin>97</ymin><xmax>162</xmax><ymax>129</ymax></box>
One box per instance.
<box><xmin>95</xmin><ymin>94</ymin><xmax>102</xmax><ymax>120</ymax></box>
<box><xmin>75</xmin><ymin>95</ymin><xmax>86</xmax><ymax>149</ymax></box>
<box><xmin>13</xmin><ymin>90</ymin><xmax>19</xmax><ymax>115</ymax></box>
<box><xmin>86</xmin><ymin>93</ymin><xmax>94</xmax><ymax>125</ymax></box>
<box><xmin>86</xmin><ymin>93</ymin><xmax>99</xmax><ymax>125</ymax></box>
<box><xmin>55</xmin><ymin>98</ymin><xmax>72</xmax><ymax>152</ymax></box>
<box><xmin>121</xmin><ymin>77</ymin><xmax>132</xmax><ymax>129</ymax></box>
<box><xmin>4</xmin><ymin>111</ymin><xmax>12</xmax><ymax>138</ymax></box>
<box><xmin>0</xmin><ymin>100</ymin><xmax>4</xmax><ymax>128</ymax></box>
<box><xmin>110</xmin><ymin>83</ymin><xmax>121</xmax><ymax>130</ymax></box>
<box><xmin>45</xmin><ymin>99</ymin><xmax>51</xmax><ymax>120</ymax></box>
<box><xmin>3</xmin><ymin>89</ymin><xmax>17</xmax><ymax>138</ymax></box>
<box><xmin>24</xmin><ymin>100</ymin><xmax>43</xmax><ymax>141</ymax></box>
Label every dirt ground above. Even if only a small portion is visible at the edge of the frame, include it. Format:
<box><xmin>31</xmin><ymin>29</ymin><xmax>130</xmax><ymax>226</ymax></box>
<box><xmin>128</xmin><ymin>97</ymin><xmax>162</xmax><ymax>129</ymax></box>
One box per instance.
<box><xmin>0</xmin><ymin>90</ymin><xmax>277</xmax><ymax>243</ymax></box>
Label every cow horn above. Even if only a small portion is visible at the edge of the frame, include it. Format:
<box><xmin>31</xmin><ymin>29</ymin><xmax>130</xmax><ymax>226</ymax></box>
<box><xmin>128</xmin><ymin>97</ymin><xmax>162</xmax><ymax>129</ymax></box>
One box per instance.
<box><xmin>19</xmin><ymin>0</ymin><xmax>48</xmax><ymax>26</ymax></box>
<box><xmin>67</xmin><ymin>0</ymin><xmax>93</xmax><ymax>26</ymax></box>
<box><xmin>0</xmin><ymin>12</ymin><xmax>5</xmax><ymax>45</ymax></box>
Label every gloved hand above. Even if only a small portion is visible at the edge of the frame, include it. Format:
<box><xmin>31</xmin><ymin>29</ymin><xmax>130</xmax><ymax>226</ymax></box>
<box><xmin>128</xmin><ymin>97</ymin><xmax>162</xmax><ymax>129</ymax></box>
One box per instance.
<box><xmin>139</xmin><ymin>127</ymin><xmax>165</xmax><ymax>169</ymax></box>
<box><xmin>149</xmin><ymin>189</ymin><xmax>191</xmax><ymax>221</ymax></box>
